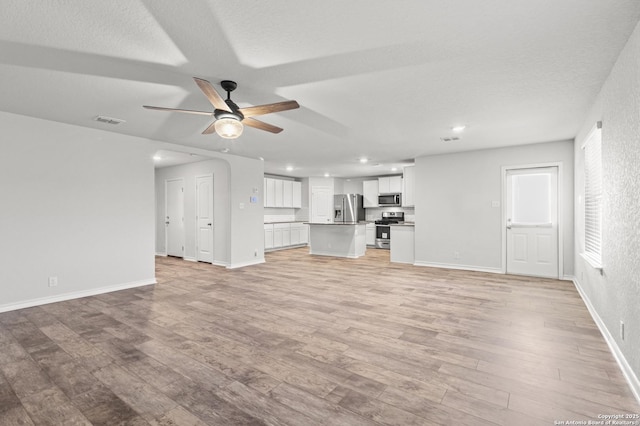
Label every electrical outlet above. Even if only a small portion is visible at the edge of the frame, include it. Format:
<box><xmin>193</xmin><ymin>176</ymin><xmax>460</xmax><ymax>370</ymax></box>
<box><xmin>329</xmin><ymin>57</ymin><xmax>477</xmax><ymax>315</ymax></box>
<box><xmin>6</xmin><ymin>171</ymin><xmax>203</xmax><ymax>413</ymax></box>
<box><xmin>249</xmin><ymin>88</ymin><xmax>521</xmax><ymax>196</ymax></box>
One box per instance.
<box><xmin>254</xmin><ymin>250</ymin><xmax>258</xmax><ymax>257</ymax></box>
<box><xmin>48</xmin><ymin>276</ymin><xmax>58</xmax><ymax>287</ymax></box>
<box><xmin>620</xmin><ymin>321</ymin><xmax>625</xmax><ymax>340</ymax></box>
<box><xmin>453</xmin><ymin>251</ymin><xmax>461</xmax><ymax>259</ymax></box>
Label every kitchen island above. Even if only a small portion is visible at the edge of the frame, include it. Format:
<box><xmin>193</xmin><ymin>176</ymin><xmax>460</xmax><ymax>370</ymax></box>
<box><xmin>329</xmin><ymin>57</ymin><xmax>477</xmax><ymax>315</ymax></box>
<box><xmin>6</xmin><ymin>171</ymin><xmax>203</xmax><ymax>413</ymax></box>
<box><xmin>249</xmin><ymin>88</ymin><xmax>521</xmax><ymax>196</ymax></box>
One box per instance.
<box><xmin>307</xmin><ymin>223</ymin><xmax>366</xmax><ymax>258</ymax></box>
<box><xmin>390</xmin><ymin>223</ymin><xmax>415</xmax><ymax>264</ymax></box>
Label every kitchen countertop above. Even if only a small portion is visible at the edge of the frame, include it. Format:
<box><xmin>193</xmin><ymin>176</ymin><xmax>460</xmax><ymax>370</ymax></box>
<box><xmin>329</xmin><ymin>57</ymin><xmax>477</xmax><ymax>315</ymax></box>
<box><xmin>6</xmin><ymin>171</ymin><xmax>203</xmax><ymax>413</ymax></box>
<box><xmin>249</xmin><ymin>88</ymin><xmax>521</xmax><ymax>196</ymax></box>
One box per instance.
<box><xmin>390</xmin><ymin>222</ymin><xmax>415</xmax><ymax>226</ymax></box>
<box><xmin>305</xmin><ymin>222</ymin><xmax>367</xmax><ymax>226</ymax></box>
<box><xmin>264</xmin><ymin>221</ymin><xmax>307</xmax><ymax>224</ymax></box>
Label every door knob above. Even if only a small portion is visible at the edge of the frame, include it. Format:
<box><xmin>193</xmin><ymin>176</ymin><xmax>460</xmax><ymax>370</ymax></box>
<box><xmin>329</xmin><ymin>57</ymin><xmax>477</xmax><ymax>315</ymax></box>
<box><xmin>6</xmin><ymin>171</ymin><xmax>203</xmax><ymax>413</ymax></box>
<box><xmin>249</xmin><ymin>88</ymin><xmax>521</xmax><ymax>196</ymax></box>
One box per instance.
<box><xmin>506</xmin><ymin>218</ymin><xmax>512</xmax><ymax>229</ymax></box>
<box><xmin>165</xmin><ymin>221</ymin><xmax>170</xmax><ymax>225</ymax></box>
<box><xmin>207</xmin><ymin>223</ymin><xmax>212</xmax><ymax>226</ymax></box>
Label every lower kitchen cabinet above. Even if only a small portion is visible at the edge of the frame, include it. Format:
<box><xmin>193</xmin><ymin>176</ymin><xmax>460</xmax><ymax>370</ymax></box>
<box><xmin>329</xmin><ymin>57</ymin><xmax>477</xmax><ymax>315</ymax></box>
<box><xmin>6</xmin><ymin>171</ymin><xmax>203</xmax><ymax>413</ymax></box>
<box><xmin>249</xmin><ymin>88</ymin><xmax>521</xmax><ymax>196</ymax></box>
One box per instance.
<box><xmin>265</xmin><ymin>222</ymin><xmax>309</xmax><ymax>251</ymax></box>
<box><xmin>264</xmin><ymin>224</ymin><xmax>274</xmax><ymax>249</ymax></box>
<box><xmin>365</xmin><ymin>223</ymin><xmax>376</xmax><ymax>246</ymax></box>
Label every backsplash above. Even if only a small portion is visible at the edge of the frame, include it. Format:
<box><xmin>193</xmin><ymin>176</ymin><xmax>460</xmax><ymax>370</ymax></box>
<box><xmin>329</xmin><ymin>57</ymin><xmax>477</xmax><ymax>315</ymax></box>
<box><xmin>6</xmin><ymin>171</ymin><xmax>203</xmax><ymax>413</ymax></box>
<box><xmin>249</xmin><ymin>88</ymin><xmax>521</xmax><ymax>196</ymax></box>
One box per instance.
<box><xmin>366</xmin><ymin>207</ymin><xmax>415</xmax><ymax>222</ymax></box>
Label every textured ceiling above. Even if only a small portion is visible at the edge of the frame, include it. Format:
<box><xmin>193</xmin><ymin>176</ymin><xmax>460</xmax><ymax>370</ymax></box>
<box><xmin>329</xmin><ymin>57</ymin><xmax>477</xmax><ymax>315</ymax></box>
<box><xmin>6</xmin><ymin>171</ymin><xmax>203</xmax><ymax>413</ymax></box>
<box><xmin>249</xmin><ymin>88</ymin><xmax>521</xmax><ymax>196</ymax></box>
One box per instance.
<box><xmin>1</xmin><ymin>1</ymin><xmax>639</xmax><ymax>177</ymax></box>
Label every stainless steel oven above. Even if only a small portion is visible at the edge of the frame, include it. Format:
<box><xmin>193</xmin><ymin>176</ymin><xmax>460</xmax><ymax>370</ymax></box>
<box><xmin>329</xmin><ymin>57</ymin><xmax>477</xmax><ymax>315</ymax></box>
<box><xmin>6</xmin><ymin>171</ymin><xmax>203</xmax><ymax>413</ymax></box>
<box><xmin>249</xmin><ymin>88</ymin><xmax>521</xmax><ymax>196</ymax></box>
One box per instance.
<box><xmin>375</xmin><ymin>225</ymin><xmax>391</xmax><ymax>249</ymax></box>
<box><xmin>374</xmin><ymin>212</ymin><xmax>404</xmax><ymax>249</ymax></box>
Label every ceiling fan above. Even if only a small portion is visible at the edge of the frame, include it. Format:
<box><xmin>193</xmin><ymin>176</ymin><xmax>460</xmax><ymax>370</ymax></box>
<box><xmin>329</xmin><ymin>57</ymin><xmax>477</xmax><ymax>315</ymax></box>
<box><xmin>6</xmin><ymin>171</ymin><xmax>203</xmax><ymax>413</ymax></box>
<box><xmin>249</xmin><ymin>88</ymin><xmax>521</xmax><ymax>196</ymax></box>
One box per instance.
<box><xmin>143</xmin><ymin>78</ymin><xmax>299</xmax><ymax>139</ymax></box>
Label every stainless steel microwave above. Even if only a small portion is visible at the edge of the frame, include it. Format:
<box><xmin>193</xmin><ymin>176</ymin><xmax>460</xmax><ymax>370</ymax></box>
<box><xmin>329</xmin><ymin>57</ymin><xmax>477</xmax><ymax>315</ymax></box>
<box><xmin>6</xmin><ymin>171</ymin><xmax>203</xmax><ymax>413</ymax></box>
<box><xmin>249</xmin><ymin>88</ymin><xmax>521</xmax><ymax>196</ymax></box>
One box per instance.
<box><xmin>378</xmin><ymin>193</ymin><xmax>401</xmax><ymax>206</ymax></box>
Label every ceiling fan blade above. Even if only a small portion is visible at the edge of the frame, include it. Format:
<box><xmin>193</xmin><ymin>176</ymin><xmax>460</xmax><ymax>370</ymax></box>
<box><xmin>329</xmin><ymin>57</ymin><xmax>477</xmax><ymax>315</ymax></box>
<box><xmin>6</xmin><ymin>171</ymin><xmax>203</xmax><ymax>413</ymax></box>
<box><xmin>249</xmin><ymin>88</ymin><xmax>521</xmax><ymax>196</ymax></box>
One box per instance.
<box><xmin>193</xmin><ymin>77</ymin><xmax>231</xmax><ymax>112</ymax></box>
<box><xmin>143</xmin><ymin>105</ymin><xmax>213</xmax><ymax>116</ymax></box>
<box><xmin>202</xmin><ymin>121</ymin><xmax>217</xmax><ymax>135</ymax></box>
<box><xmin>238</xmin><ymin>100</ymin><xmax>300</xmax><ymax>118</ymax></box>
<box><xmin>243</xmin><ymin>117</ymin><xmax>283</xmax><ymax>134</ymax></box>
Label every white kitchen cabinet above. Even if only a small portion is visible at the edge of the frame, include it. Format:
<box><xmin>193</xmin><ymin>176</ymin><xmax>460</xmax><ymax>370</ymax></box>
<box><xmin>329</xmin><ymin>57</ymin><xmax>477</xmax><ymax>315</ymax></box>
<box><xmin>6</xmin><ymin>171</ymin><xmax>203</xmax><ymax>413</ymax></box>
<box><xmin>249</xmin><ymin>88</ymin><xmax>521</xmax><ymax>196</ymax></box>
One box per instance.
<box><xmin>390</xmin><ymin>225</ymin><xmax>415</xmax><ymax>264</ymax></box>
<box><xmin>273</xmin><ymin>224</ymin><xmax>283</xmax><ymax>247</ymax></box>
<box><xmin>283</xmin><ymin>180</ymin><xmax>293</xmax><ymax>208</ymax></box>
<box><xmin>363</xmin><ymin>180</ymin><xmax>379</xmax><ymax>207</ymax></box>
<box><xmin>264</xmin><ymin>178</ymin><xmax>302</xmax><ymax>208</ymax></box>
<box><xmin>292</xmin><ymin>181</ymin><xmax>302</xmax><ymax>208</ymax></box>
<box><xmin>300</xmin><ymin>224</ymin><xmax>309</xmax><ymax>244</ymax></box>
<box><xmin>290</xmin><ymin>223</ymin><xmax>309</xmax><ymax>246</ymax></box>
<box><xmin>378</xmin><ymin>176</ymin><xmax>402</xmax><ymax>194</ymax></box>
<box><xmin>274</xmin><ymin>179</ymin><xmax>284</xmax><ymax>207</ymax></box>
<box><xmin>402</xmin><ymin>165</ymin><xmax>415</xmax><ymax>207</ymax></box>
<box><xmin>264</xmin><ymin>224</ymin><xmax>274</xmax><ymax>249</ymax></box>
<box><xmin>274</xmin><ymin>223</ymin><xmax>290</xmax><ymax>247</ymax></box>
<box><xmin>390</xmin><ymin>176</ymin><xmax>402</xmax><ymax>193</ymax></box>
<box><xmin>266</xmin><ymin>222</ymin><xmax>309</xmax><ymax>251</ymax></box>
<box><xmin>265</xmin><ymin>178</ymin><xmax>276</xmax><ymax>207</ymax></box>
<box><xmin>366</xmin><ymin>223</ymin><xmax>376</xmax><ymax>246</ymax></box>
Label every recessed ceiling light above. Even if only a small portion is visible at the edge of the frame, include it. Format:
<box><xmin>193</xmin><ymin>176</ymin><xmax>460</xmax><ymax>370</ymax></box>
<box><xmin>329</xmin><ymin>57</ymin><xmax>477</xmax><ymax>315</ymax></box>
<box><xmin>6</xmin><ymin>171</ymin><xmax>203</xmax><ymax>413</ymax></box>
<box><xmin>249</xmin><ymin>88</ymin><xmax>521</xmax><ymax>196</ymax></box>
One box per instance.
<box><xmin>359</xmin><ymin>158</ymin><xmax>368</xmax><ymax>164</ymax></box>
<box><xmin>391</xmin><ymin>167</ymin><xmax>398</xmax><ymax>172</ymax></box>
<box><xmin>220</xmin><ymin>148</ymin><xmax>230</xmax><ymax>153</ymax></box>
<box><xmin>286</xmin><ymin>166</ymin><xmax>293</xmax><ymax>172</ymax></box>
<box><xmin>152</xmin><ymin>155</ymin><xmax>162</xmax><ymax>161</ymax></box>
<box><xmin>324</xmin><ymin>172</ymin><xmax>330</xmax><ymax>177</ymax></box>
<box><xmin>258</xmin><ymin>157</ymin><xmax>264</xmax><ymax>161</ymax></box>
<box><xmin>451</xmin><ymin>125</ymin><xmax>466</xmax><ymax>133</ymax></box>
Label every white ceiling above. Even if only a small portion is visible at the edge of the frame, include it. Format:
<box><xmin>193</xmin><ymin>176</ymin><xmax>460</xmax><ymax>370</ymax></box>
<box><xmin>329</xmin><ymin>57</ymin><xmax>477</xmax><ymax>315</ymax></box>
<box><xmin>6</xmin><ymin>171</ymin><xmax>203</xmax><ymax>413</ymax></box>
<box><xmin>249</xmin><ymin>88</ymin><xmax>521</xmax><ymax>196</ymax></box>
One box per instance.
<box><xmin>2</xmin><ymin>1</ymin><xmax>639</xmax><ymax>177</ymax></box>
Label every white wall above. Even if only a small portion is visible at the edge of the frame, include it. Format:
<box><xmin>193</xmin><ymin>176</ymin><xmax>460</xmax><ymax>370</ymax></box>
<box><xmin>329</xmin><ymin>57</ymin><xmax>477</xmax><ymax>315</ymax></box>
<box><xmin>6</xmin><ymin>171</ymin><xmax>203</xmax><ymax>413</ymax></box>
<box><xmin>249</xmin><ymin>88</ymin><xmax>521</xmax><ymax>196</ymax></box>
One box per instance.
<box><xmin>573</xmin><ymin>20</ymin><xmax>640</xmax><ymax>395</ymax></box>
<box><xmin>155</xmin><ymin>159</ymin><xmax>231</xmax><ymax>265</ymax></box>
<box><xmin>154</xmin><ymin>153</ymin><xmax>265</xmax><ymax>268</ymax></box>
<box><xmin>414</xmin><ymin>141</ymin><xmax>574</xmax><ymax>275</ymax></box>
<box><xmin>0</xmin><ymin>112</ymin><xmax>156</xmax><ymax>312</ymax></box>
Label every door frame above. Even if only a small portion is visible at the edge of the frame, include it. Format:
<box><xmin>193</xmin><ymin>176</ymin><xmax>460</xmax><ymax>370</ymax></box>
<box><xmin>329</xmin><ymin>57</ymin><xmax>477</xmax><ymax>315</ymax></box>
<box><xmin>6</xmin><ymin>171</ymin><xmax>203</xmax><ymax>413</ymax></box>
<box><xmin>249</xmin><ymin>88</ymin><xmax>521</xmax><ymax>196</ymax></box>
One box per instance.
<box><xmin>165</xmin><ymin>177</ymin><xmax>185</xmax><ymax>258</ymax></box>
<box><xmin>501</xmin><ymin>162</ymin><xmax>563</xmax><ymax>279</ymax></box>
<box><xmin>195</xmin><ymin>174</ymin><xmax>214</xmax><ymax>263</ymax></box>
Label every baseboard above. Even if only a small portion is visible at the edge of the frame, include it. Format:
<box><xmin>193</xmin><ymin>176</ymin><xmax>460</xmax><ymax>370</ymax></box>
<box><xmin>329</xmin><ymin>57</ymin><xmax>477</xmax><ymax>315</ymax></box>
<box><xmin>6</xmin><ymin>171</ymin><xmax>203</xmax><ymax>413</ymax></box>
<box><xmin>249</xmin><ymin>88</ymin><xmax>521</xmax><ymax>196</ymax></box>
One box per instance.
<box><xmin>184</xmin><ymin>257</ymin><xmax>197</xmax><ymax>262</ymax></box>
<box><xmin>226</xmin><ymin>259</ymin><xmax>265</xmax><ymax>269</ymax></box>
<box><xmin>413</xmin><ymin>261</ymin><xmax>503</xmax><ymax>275</ymax></box>
<box><xmin>212</xmin><ymin>261</ymin><xmax>229</xmax><ymax>268</ymax></box>
<box><xmin>562</xmin><ymin>274</ymin><xmax>575</xmax><ymax>281</ymax></box>
<box><xmin>155</xmin><ymin>252</ymin><xmax>167</xmax><ymax>257</ymax></box>
<box><xmin>0</xmin><ymin>278</ymin><xmax>157</xmax><ymax>314</ymax></box>
<box><xmin>572</xmin><ymin>277</ymin><xmax>640</xmax><ymax>404</ymax></box>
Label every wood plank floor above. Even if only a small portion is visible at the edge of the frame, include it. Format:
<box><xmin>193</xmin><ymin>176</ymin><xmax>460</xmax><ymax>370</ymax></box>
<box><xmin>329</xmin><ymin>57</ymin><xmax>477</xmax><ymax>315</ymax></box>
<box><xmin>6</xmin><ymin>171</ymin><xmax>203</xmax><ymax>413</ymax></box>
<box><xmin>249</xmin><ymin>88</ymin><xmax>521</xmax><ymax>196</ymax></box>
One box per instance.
<box><xmin>1</xmin><ymin>248</ymin><xmax>638</xmax><ymax>425</ymax></box>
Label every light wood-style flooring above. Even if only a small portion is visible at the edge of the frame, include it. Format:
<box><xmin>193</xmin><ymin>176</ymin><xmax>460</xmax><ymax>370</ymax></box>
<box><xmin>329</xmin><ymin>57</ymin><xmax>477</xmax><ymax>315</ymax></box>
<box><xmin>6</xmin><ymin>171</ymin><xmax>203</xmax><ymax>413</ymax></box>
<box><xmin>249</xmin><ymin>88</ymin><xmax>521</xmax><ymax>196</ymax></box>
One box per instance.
<box><xmin>1</xmin><ymin>248</ymin><xmax>638</xmax><ymax>425</ymax></box>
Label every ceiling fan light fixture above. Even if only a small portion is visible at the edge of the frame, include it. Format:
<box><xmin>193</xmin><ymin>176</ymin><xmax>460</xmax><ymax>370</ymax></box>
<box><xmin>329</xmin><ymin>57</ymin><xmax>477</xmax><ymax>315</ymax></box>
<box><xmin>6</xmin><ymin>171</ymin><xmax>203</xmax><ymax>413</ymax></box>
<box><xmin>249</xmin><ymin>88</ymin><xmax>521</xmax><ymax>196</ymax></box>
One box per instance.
<box><xmin>214</xmin><ymin>115</ymin><xmax>243</xmax><ymax>139</ymax></box>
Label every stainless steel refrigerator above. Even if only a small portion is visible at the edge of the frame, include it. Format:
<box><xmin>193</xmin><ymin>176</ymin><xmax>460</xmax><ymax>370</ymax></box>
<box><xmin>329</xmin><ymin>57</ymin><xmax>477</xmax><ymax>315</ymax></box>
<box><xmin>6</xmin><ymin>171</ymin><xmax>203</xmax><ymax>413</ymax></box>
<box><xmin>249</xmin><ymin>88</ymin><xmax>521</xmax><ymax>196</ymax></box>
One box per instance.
<box><xmin>334</xmin><ymin>194</ymin><xmax>365</xmax><ymax>223</ymax></box>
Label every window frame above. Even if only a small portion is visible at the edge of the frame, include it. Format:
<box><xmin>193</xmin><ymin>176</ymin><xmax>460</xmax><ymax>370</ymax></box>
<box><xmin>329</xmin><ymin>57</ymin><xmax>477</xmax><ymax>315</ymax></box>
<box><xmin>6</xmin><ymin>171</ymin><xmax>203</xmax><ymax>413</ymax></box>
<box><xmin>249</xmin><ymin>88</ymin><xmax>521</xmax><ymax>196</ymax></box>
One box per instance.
<box><xmin>581</xmin><ymin>121</ymin><xmax>603</xmax><ymax>270</ymax></box>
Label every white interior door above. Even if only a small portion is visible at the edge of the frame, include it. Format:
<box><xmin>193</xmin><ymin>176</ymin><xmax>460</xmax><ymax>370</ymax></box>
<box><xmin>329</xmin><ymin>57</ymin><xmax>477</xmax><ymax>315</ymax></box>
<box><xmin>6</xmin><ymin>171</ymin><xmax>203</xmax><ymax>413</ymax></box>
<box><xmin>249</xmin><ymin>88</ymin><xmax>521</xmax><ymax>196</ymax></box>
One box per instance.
<box><xmin>311</xmin><ymin>186</ymin><xmax>332</xmax><ymax>223</ymax></box>
<box><xmin>506</xmin><ymin>167</ymin><xmax>558</xmax><ymax>278</ymax></box>
<box><xmin>165</xmin><ymin>178</ymin><xmax>184</xmax><ymax>257</ymax></box>
<box><xmin>196</xmin><ymin>175</ymin><xmax>214</xmax><ymax>263</ymax></box>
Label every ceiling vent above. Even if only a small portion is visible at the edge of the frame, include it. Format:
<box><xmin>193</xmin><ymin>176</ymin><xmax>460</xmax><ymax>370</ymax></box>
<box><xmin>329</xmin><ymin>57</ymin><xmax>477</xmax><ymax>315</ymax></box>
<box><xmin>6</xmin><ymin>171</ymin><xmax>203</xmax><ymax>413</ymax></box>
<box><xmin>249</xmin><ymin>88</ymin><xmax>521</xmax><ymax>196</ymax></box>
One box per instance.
<box><xmin>93</xmin><ymin>115</ymin><xmax>126</xmax><ymax>125</ymax></box>
<box><xmin>440</xmin><ymin>136</ymin><xmax>460</xmax><ymax>142</ymax></box>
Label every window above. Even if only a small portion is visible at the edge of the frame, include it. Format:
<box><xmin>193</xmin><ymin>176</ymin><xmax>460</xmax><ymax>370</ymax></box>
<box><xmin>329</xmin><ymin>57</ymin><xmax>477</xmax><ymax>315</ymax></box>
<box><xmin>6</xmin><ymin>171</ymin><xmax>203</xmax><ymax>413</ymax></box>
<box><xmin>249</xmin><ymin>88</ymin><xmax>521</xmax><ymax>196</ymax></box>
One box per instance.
<box><xmin>582</xmin><ymin>121</ymin><xmax>602</xmax><ymax>268</ymax></box>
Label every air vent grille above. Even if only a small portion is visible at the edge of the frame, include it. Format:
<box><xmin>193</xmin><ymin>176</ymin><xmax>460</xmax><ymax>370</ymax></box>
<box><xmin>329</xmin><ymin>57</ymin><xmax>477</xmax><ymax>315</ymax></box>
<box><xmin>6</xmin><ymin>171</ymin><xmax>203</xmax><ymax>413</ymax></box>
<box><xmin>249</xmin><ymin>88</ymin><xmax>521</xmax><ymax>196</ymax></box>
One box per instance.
<box><xmin>440</xmin><ymin>136</ymin><xmax>460</xmax><ymax>142</ymax></box>
<box><xmin>94</xmin><ymin>115</ymin><xmax>126</xmax><ymax>125</ymax></box>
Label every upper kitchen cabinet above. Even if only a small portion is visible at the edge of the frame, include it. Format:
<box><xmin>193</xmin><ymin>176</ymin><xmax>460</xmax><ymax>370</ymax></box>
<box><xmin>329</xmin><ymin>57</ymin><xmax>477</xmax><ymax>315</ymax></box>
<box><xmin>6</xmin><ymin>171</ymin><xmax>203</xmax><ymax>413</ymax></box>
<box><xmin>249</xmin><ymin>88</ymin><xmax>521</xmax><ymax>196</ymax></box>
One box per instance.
<box><xmin>264</xmin><ymin>178</ymin><xmax>276</xmax><ymax>207</ymax></box>
<box><xmin>292</xmin><ymin>181</ymin><xmax>302</xmax><ymax>208</ymax></box>
<box><xmin>274</xmin><ymin>179</ymin><xmax>284</xmax><ymax>207</ymax></box>
<box><xmin>264</xmin><ymin>177</ymin><xmax>302</xmax><ymax>208</ymax></box>
<box><xmin>402</xmin><ymin>165</ymin><xmax>415</xmax><ymax>207</ymax></box>
<box><xmin>379</xmin><ymin>176</ymin><xmax>402</xmax><ymax>194</ymax></box>
<box><xmin>283</xmin><ymin>180</ymin><xmax>293</xmax><ymax>208</ymax></box>
<box><xmin>363</xmin><ymin>180</ymin><xmax>379</xmax><ymax>208</ymax></box>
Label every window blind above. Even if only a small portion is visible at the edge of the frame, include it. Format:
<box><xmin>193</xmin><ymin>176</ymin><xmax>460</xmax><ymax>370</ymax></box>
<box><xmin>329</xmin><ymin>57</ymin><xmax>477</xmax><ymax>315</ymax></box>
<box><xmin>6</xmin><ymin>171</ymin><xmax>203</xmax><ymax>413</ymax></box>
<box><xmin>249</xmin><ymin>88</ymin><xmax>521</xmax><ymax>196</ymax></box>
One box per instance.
<box><xmin>582</xmin><ymin>122</ymin><xmax>602</xmax><ymax>266</ymax></box>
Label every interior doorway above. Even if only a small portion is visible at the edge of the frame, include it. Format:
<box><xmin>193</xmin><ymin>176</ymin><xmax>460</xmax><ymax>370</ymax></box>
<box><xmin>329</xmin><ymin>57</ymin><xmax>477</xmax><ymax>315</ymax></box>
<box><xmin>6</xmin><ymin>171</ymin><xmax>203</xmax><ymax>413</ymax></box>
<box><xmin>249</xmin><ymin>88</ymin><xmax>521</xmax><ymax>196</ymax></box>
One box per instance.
<box><xmin>503</xmin><ymin>165</ymin><xmax>561</xmax><ymax>278</ymax></box>
<box><xmin>196</xmin><ymin>174</ymin><xmax>214</xmax><ymax>263</ymax></box>
<box><xmin>165</xmin><ymin>178</ymin><xmax>184</xmax><ymax>257</ymax></box>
